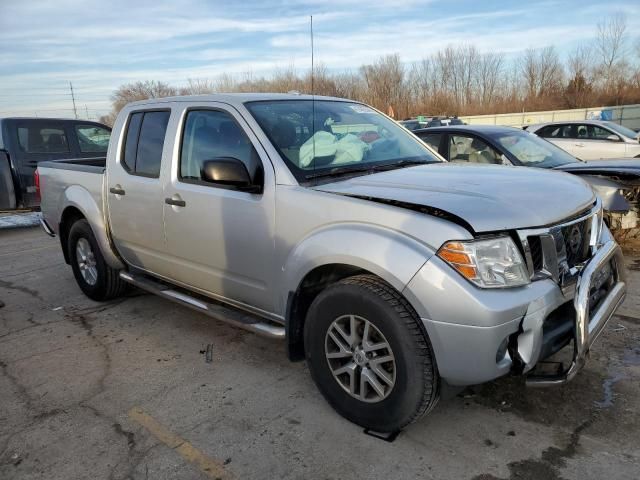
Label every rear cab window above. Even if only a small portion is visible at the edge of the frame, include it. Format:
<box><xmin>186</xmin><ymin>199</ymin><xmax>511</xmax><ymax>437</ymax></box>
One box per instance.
<box><xmin>121</xmin><ymin>110</ymin><xmax>170</xmax><ymax>177</ymax></box>
<box><xmin>17</xmin><ymin>125</ymin><xmax>69</xmax><ymax>153</ymax></box>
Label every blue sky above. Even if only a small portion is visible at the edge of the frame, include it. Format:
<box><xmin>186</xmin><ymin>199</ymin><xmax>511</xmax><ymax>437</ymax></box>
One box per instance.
<box><xmin>1</xmin><ymin>0</ymin><xmax>638</xmax><ymax>119</ymax></box>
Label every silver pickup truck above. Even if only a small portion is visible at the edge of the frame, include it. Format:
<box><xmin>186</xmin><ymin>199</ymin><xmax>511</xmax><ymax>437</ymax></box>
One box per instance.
<box><xmin>38</xmin><ymin>94</ymin><xmax>627</xmax><ymax>432</ymax></box>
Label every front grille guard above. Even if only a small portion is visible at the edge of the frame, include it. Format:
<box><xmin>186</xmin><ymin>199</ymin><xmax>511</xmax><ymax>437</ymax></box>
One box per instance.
<box><xmin>514</xmin><ymin>199</ymin><xmax>627</xmax><ymax>385</ymax></box>
<box><xmin>525</xmin><ymin>240</ymin><xmax>626</xmax><ymax>386</ymax></box>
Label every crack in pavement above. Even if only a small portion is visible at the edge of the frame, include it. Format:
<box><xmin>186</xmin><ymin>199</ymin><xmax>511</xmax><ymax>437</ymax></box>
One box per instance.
<box><xmin>0</xmin><ymin>279</ymin><xmax>45</xmax><ymax>302</ymax></box>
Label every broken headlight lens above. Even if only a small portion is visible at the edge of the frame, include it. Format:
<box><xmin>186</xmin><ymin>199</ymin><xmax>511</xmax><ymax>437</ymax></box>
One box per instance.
<box><xmin>437</xmin><ymin>236</ymin><xmax>530</xmax><ymax>288</ymax></box>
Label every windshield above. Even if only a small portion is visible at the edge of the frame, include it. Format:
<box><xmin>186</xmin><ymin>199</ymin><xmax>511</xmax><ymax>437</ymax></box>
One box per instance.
<box><xmin>491</xmin><ymin>130</ymin><xmax>578</xmax><ymax>168</ymax></box>
<box><xmin>603</xmin><ymin>121</ymin><xmax>638</xmax><ymax>139</ymax></box>
<box><xmin>245</xmin><ymin>100</ymin><xmax>441</xmax><ymax>181</ymax></box>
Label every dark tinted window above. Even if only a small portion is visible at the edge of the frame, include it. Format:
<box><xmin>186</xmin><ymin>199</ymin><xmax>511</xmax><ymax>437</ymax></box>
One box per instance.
<box><xmin>180</xmin><ymin>110</ymin><xmax>261</xmax><ymax>186</ymax></box>
<box><xmin>17</xmin><ymin>125</ymin><xmax>69</xmax><ymax>153</ymax></box>
<box><xmin>136</xmin><ymin>111</ymin><xmax>170</xmax><ymax>177</ymax></box>
<box><xmin>417</xmin><ymin>133</ymin><xmax>442</xmax><ymax>151</ymax></box>
<box><xmin>122</xmin><ymin>112</ymin><xmax>143</xmax><ymax>171</ymax></box>
<box><xmin>537</xmin><ymin>125</ymin><xmax>573</xmax><ymax>139</ymax></box>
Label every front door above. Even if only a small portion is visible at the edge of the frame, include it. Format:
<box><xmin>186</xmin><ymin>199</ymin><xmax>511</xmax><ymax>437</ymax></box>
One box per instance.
<box><xmin>106</xmin><ymin>109</ymin><xmax>171</xmax><ymax>272</ymax></box>
<box><xmin>162</xmin><ymin>104</ymin><xmax>276</xmax><ymax>313</ymax></box>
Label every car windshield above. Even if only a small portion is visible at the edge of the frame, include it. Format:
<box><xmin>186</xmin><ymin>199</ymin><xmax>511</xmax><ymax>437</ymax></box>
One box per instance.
<box><xmin>491</xmin><ymin>130</ymin><xmax>578</xmax><ymax>168</ymax></box>
<box><xmin>245</xmin><ymin>100</ymin><xmax>441</xmax><ymax>182</ymax></box>
<box><xmin>603</xmin><ymin>122</ymin><xmax>638</xmax><ymax>139</ymax></box>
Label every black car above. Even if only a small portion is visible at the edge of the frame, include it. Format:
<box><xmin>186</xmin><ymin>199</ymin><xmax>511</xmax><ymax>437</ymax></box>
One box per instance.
<box><xmin>413</xmin><ymin>125</ymin><xmax>640</xmax><ymax>215</ymax></box>
<box><xmin>0</xmin><ymin>117</ymin><xmax>111</xmax><ymax>209</ymax></box>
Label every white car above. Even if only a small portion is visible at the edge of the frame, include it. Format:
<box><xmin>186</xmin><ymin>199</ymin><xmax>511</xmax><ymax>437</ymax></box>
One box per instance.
<box><xmin>527</xmin><ymin>120</ymin><xmax>640</xmax><ymax>160</ymax></box>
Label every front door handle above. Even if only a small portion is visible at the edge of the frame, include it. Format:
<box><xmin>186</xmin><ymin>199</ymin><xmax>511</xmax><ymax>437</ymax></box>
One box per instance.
<box><xmin>109</xmin><ymin>187</ymin><xmax>126</xmax><ymax>195</ymax></box>
<box><xmin>165</xmin><ymin>197</ymin><xmax>186</xmax><ymax>207</ymax></box>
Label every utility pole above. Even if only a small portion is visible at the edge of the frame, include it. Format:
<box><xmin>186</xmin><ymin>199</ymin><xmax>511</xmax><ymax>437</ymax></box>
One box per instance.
<box><xmin>69</xmin><ymin>82</ymin><xmax>78</xmax><ymax>119</ymax></box>
<box><xmin>85</xmin><ymin>104</ymin><xmax>89</xmax><ymax>119</ymax></box>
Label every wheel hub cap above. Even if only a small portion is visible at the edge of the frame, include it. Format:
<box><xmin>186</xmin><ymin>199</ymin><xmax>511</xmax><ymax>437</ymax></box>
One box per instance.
<box><xmin>324</xmin><ymin>314</ymin><xmax>396</xmax><ymax>403</ymax></box>
<box><xmin>76</xmin><ymin>238</ymin><xmax>98</xmax><ymax>286</ymax></box>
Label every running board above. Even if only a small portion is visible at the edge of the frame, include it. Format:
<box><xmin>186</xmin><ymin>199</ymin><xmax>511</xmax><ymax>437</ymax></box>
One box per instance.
<box><xmin>119</xmin><ymin>272</ymin><xmax>285</xmax><ymax>340</ymax></box>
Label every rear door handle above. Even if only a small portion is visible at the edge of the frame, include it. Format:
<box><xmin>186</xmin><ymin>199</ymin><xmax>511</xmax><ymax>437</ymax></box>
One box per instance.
<box><xmin>109</xmin><ymin>187</ymin><xmax>126</xmax><ymax>195</ymax></box>
<box><xmin>165</xmin><ymin>197</ymin><xmax>186</xmax><ymax>207</ymax></box>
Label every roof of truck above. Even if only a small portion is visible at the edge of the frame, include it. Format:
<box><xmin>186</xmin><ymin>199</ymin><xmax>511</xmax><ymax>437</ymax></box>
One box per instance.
<box><xmin>126</xmin><ymin>92</ymin><xmax>353</xmax><ymax>107</ymax></box>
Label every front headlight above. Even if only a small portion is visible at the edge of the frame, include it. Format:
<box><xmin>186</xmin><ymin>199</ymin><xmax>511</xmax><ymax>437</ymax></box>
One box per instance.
<box><xmin>437</xmin><ymin>236</ymin><xmax>530</xmax><ymax>288</ymax></box>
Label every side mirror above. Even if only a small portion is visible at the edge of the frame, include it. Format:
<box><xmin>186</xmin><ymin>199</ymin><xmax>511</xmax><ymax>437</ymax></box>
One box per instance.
<box><xmin>606</xmin><ymin>134</ymin><xmax>620</xmax><ymax>142</ymax></box>
<box><xmin>200</xmin><ymin>158</ymin><xmax>260</xmax><ymax>193</ymax></box>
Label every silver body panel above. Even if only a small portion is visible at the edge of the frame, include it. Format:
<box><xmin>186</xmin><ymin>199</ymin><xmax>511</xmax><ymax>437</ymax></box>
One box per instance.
<box><xmin>38</xmin><ymin>94</ymin><xmax>626</xmax><ymax>386</ymax></box>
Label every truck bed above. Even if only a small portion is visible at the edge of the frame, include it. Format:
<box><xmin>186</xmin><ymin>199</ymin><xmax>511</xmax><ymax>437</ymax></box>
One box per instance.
<box><xmin>38</xmin><ymin>158</ymin><xmax>106</xmax><ymax>237</ymax></box>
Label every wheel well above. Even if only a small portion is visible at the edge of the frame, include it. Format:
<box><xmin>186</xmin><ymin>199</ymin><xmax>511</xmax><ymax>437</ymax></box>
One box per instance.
<box><xmin>286</xmin><ymin>263</ymin><xmax>369</xmax><ymax>361</ymax></box>
<box><xmin>59</xmin><ymin>207</ymin><xmax>85</xmax><ymax>264</ymax></box>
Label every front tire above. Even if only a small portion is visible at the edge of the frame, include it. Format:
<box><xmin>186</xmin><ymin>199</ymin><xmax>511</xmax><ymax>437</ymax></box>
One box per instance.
<box><xmin>68</xmin><ymin>219</ymin><xmax>127</xmax><ymax>301</ymax></box>
<box><xmin>304</xmin><ymin>274</ymin><xmax>439</xmax><ymax>432</ymax></box>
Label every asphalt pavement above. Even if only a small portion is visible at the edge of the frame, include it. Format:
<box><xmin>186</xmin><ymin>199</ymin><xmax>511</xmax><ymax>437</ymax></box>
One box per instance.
<box><xmin>1</xmin><ymin>225</ymin><xmax>639</xmax><ymax>480</ymax></box>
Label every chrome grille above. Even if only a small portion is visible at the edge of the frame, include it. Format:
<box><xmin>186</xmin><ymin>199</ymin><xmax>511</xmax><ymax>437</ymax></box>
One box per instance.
<box><xmin>518</xmin><ymin>202</ymin><xmax>602</xmax><ymax>287</ymax></box>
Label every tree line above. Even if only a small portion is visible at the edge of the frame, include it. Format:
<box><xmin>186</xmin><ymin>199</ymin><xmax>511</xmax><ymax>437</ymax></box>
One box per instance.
<box><xmin>100</xmin><ymin>14</ymin><xmax>640</xmax><ymax>126</ymax></box>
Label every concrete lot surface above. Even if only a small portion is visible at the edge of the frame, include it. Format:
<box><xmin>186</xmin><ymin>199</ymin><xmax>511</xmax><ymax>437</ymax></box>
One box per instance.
<box><xmin>1</xmin><ymin>226</ymin><xmax>639</xmax><ymax>480</ymax></box>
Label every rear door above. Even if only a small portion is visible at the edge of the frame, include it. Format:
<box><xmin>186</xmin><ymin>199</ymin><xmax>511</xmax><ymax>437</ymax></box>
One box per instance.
<box><xmin>106</xmin><ymin>108</ymin><xmax>171</xmax><ymax>273</ymax></box>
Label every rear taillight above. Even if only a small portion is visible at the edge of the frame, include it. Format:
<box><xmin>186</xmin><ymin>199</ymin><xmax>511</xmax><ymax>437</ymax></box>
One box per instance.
<box><xmin>34</xmin><ymin>168</ymin><xmax>41</xmax><ymax>202</ymax></box>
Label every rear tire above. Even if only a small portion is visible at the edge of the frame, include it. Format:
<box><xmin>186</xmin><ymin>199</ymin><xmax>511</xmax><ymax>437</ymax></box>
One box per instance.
<box><xmin>304</xmin><ymin>274</ymin><xmax>439</xmax><ymax>432</ymax></box>
<box><xmin>68</xmin><ymin>219</ymin><xmax>127</xmax><ymax>301</ymax></box>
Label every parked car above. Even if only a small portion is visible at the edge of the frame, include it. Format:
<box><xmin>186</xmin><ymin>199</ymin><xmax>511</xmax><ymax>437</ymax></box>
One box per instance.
<box><xmin>414</xmin><ymin>125</ymin><xmax>640</xmax><ymax>229</ymax></box>
<box><xmin>399</xmin><ymin>119</ymin><xmax>427</xmax><ymax>131</ymax></box>
<box><xmin>38</xmin><ymin>94</ymin><xmax>626</xmax><ymax>432</ymax></box>
<box><xmin>0</xmin><ymin>117</ymin><xmax>111</xmax><ymax>210</ymax></box>
<box><xmin>526</xmin><ymin>120</ymin><xmax>640</xmax><ymax>160</ymax></box>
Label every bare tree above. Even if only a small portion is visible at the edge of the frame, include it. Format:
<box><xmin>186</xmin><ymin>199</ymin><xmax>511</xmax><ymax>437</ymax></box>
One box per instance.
<box><xmin>596</xmin><ymin>14</ymin><xmax>628</xmax><ymax>85</ymax></box>
<box><xmin>565</xmin><ymin>45</ymin><xmax>594</xmax><ymax>107</ymax></box>
<box><xmin>520</xmin><ymin>47</ymin><xmax>563</xmax><ymax>101</ymax></box>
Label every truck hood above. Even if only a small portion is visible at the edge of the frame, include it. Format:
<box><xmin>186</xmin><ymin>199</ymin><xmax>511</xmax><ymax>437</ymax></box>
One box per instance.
<box><xmin>313</xmin><ymin>163</ymin><xmax>596</xmax><ymax>233</ymax></box>
<box><xmin>553</xmin><ymin>159</ymin><xmax>640</xmax><ymax>178</ymax></box>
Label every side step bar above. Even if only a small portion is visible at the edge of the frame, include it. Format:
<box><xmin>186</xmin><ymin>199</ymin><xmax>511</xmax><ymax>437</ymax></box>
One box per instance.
<box><xmin>119</xmin><ymin>272</ymin><xmax>285</xmax><ymax>340</ymax></box>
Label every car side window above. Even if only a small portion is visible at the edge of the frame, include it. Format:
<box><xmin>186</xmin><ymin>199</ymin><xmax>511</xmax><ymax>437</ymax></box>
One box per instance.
<box><xmin>418</xmin><ymin>133</ymin><xmax>442</xmax><ymax>151</ymax></box>
<box><xmin>17</xmin><ymin>125</ymin><xmax>69</xmax><ymax>153</ymax></box>
<box><xmin>574</xmin><ymin>124</ymin><xmax>589</xmax><ymax>139</ymax></box>
<box><xmin>121</xmin><ymin>111</ymin><xmax>170</xmax><ymax>177</ymax></box>
<box><xmin>588</xmin><ymin>125</ymin><xmax>618</xmax><ymax>140</ymax></box>
<box><xmin>179</xmin><ymin>109</ymin><xmax>262</xmax><ymax>188</ymax></box>
<box><xmin>449</xmin><ymin>135</ymin><xmax>501</xmax><ymax>164</ymax></box>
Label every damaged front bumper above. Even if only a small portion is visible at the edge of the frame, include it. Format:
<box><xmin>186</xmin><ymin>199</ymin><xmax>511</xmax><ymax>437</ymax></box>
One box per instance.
<box><xmin>403</xmin><ymin>230</ymin><xmax>627</xmax><ymax>387</ymax></box>
<box><xmin>525</xmin><ymin>239</ymin><xmax>626</xmax><ymax>385</ymax></box>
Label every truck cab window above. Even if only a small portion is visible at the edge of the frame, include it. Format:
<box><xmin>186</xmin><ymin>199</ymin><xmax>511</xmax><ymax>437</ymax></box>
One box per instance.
<box><xmin>121</xmin><ymin>111</ymin><xmax>170</xmax><ymax>177</ymax></box>
<box><xmin>17</xmin><ymin>126</ymin><xmax>69</xmax><ymax>153</ymax></box>
<box><xmin>180</xmin><ymin>110</ymin><xmax>261</xmax><ymax>186</ymax></box>
<box><xmin>76</xmin><ymin>125</ymin><xmax>111</xmax><ymax>153</ymax></box>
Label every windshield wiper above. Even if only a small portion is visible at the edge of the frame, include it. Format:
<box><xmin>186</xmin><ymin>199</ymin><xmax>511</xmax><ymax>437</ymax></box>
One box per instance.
<box><xmin>304</xmin><ymin>159</ymin><xmax>438</xmax><ymax>181</ymax></box>
<box><xmin>371</xmin><ymin>159</ymin><xmax>439</xmax><ymax>172</ymax></box>
<box><xmin>304</xmin><ymin>165</ymin><xmax>372</xmax><ymax>180</ymax></box>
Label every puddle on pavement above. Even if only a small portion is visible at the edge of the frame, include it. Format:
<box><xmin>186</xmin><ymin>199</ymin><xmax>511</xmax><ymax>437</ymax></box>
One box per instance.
<box><xmin>595</xmin><ymin>347</ymin><xmax>640</xmax><ymax>409</ymax></box>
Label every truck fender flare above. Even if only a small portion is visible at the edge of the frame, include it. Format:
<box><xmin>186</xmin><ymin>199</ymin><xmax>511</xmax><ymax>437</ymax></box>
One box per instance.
<box><xmin>59</xmin><ymin>185</ymin><xmax>124</xmax><ymax>270</ymax></box>
<box><xmin>281</xmin><ymin>222</ymin><xmax>433</xmax><ymax>313</ymax></box>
